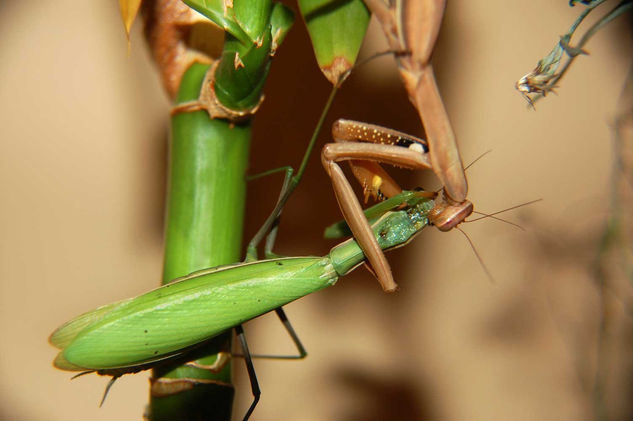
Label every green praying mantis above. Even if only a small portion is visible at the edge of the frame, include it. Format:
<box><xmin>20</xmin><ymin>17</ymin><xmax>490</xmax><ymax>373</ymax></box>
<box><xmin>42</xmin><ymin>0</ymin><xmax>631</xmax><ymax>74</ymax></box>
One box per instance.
<box><xmin>50</xmin><ymin>189</ymin><xmax>436</xmax><ymax>419</ymax></box>
<box><xmin>50</xmin><ymin>191</ymin><xmax>434</xmax><ymax>373</ymax></box>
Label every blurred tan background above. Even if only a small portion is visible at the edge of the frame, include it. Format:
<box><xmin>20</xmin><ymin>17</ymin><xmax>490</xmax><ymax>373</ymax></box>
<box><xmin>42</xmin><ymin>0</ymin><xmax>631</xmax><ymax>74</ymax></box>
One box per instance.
<box><xmin>1</xmin><ymin>1</ymin><xmax>632</xmax><ymax>420</ymax></box>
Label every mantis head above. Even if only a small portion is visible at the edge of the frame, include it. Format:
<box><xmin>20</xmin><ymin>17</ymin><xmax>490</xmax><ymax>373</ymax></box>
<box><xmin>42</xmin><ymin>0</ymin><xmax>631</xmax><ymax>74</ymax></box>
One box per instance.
<box><xmin>428</xmin><ymin>189</ymin><xmax>473</xmax><ymax>232</ymax></box>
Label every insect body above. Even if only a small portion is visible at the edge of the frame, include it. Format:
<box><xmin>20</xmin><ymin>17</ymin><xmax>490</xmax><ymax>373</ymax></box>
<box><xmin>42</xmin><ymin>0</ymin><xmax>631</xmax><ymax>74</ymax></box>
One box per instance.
<box><xmin>49</xmin><ymin>193</ymin><xmax>434</xmax><ymax>373</ymax></box>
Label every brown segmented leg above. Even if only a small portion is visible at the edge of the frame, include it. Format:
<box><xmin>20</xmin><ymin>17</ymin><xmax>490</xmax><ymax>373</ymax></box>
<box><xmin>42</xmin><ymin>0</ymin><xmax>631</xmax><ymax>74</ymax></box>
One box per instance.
<box><xmin>321</xmin><ymin>133</ymin><xmax>432</xmax><ymax>292</ymax></box>
<box><xmin>324</xmin><ymin>160</ymin><xmax>397</xmax><ymax>292</ymax></box>
<box><xmin>332</xmin><ymin>119</ymin><xmax>430</xmax><ymax>201</ymax></box>
<box><xmin>333</xmin><ymin>119</ymin><xmax>428</xmax><ymax>149</ymax></box>
<box><xmin>329</xmin><ymin>120</ymin><xmax>473</xmax><ymax>231</ymax></box>
<box><xmin>414</xmin><ymin>66</ymin><xmax>468</xmax><ymax>203</ymax></box>
<box><xmin>361</xmin><ymin>2</ymin><xmax>469</xmax><ymax>205</ymax></box>
<box><xmin>325</xmin><ymin>142</ymin><xmax>431</xmax><ymax>168</ymax></box>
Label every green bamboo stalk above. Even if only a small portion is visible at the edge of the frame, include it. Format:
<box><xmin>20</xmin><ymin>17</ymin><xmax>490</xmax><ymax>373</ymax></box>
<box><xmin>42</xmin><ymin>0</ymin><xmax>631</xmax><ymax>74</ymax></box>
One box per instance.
<box><xmin>147</xmin><ymin>1</ymin><xmax>294</xmax><ymax>419</ymax></box>
<box><xmin>145</xmin><ymin>1</ymin><xmax>370</xmax><ymax>418</ymax></box>
<box><xmin>147</xmin><ymin>62</ymin><xmax>250</xmax><ymax>421</ymax></box>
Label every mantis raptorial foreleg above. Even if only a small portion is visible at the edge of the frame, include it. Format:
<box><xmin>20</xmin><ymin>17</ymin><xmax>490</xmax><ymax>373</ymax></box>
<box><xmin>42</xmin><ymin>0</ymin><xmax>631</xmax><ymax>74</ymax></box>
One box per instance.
<box><xmin>363</xmin><ymin>0</ymin><xmax>471</xmax><ymax>207</ymax></box>
<box><xmin>321</xmin><ymin>119</ymin><xmax>473</xmax><ymax>292</ymax></box>
<box><xmin>322</xmin><ymin>120</ymin><xmax>433</xmax><ymax>292</ymax></box>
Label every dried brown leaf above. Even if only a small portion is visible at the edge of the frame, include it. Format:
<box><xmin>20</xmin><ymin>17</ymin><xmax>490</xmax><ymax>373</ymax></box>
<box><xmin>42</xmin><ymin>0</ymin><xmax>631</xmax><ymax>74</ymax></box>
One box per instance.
<box><xmin>119</xmin><ymin>0</ymin><xmax>143</xmax><ymax>40</ymax></box>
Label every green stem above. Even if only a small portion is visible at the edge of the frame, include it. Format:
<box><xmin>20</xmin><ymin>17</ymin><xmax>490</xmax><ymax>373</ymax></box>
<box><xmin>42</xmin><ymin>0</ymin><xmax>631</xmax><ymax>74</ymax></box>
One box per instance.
<box><xmin>556</xmin><ymin>0</ymin><xmax>633</xmax><ymax>84</ymax></box>
<box><xmin>144</xmin><ymin>1</ymin><xmax>295</xmax><ymax>417</ymax></box>
<box><xmin>589</xmin><ymin>69</ymin><xmax>633</xmax><ymax>421</ymax></box>
<box><xmin>147</xmin><ymin>63</ymin><xmax>251</xmax><ymax>421</ymax></box>
<box><xmin>568</xmin><ymin>0</ymin><xmax>608</xmax><ymax>35</ymax></box>
<box><xmin>532</xmin><ymin>0</ymin><xmax>633</xmax><ymax>104</ymax></box>
<box><xmin>247</xmin><ymin>83</ymin><xmax>339</xmax><ymax>257</ymax></box>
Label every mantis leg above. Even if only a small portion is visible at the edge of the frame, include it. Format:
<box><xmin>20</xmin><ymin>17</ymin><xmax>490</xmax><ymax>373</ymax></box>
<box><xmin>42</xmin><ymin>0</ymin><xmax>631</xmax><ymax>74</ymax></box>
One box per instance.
<box><xmin>246</xmin><ymin>166</ymin><xmax>294</xmax><ymax>261</ymax></box>
<box><xmin>362</xmin><ymin>1</ymin><xmax>469</xmax><ymax>204</ymax></box>
<box><xmin>235</xmin><ymin>325</ymin><xmax>260</xmax><ymax>421</ymax></box>
<box><xmin>233</xmin><ymin>309</ymin><xmax>314</xmax><ymax>419</ymax></box>
<box><xmin>270</xmin><ymin>307</ymin><xmax>307</xmax><ymax>359</ymax></box>
<box><xmin>245</xmin><ymin>170</ymin><xmax>308</xmax><ymax>363</ymax></box>
<box><xmin>331</xmin><ymin>119</ymin><xmax>430</xmax><ymax>200</ymax></box>
<box><xmin>232</xmin><ymin>308</ymin><xmax>308</xmax><ymax>360</ymax></box>
<box><xmin>326</xmin><ymin>160</ymin><xmax>397</xmax><ymax>292</ymax></box>
<box><xmin>321</xmin><ymin>120</ymin><xmax>433</xmax><ymax>292</ymax></box>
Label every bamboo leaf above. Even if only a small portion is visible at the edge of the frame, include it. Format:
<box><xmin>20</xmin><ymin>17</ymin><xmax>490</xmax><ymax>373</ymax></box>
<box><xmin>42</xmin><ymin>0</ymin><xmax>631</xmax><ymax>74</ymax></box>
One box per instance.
<box><xmin>298</xmin><ymin>0</ymin><xmax>370</xmax><ymax>84</ymax></box>
<box><xmin>270</xmin><ymin>2</ymin><xmax>295</xmax><ymax>52</ymax></box>
<box><xmin>184</xmin><ymin>0</ymin><xmax>254</xmax><ymax>45</ymax></box>
<box><xmin>233</xmin><ymin>0</ymin><xmax>272</xmax><ymax>42</ymax></box>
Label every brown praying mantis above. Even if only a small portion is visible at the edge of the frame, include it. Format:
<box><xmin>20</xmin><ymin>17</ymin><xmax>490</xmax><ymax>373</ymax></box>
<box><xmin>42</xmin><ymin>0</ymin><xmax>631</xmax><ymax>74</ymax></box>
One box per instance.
<box><xmin>321</xmin><ymin>0</ymin><xmax>473</xmax><ymax>292</ymax></box>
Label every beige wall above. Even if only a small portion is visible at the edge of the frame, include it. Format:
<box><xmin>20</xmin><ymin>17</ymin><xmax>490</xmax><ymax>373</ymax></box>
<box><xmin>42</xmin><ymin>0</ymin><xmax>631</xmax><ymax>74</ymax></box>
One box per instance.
<box><xmin>0</xmin><ymin>1</ymin><xmax>631</xmax><ymax>420</ymax></box>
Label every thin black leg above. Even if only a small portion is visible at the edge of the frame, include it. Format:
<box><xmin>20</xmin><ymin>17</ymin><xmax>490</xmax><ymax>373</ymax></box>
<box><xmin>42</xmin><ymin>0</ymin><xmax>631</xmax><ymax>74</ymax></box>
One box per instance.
<box><xmin>235</xmin><ymin>324</ymin><xmax>260</xmax><ymax>421</ymax></box>
<box><xmin>99</xmin><ymin>376</ymin><xmax>119</xmax><ymax>407</ymax></box>
<box><xmin>271</xmin><ymin>307</ymin><xmax>307</xmax><ymax>359</ymax></box>
<box><xmin>233</xmin><ymin>307</ymin><xmax>308</xmax><ymax>360</ymax></box>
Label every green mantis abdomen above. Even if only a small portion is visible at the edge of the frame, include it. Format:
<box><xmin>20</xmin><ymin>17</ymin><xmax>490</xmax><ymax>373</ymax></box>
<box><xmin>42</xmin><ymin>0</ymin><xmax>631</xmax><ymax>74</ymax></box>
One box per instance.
<box><xmin>52</xmin><ymin>257</ymin><xmax>338</xmax><ymax>371</ymax></box>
